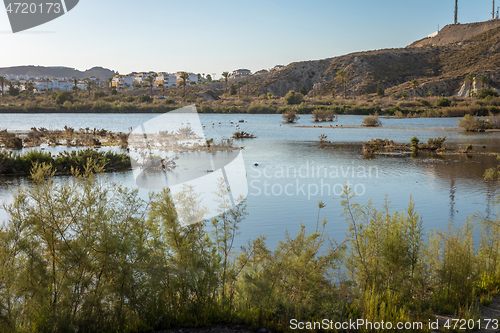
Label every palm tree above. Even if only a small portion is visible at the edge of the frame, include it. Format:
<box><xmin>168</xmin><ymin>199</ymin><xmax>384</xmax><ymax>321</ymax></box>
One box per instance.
<box><xmin>477</xmin><ymin>75</ymin><xmax>489</xmax><ymax>89</ymax></box>
<box><xmin>73</xmin><ymin>78</ymin><xmax>79</xmax><ymax>96</ymax></box>
<box><xmin>180</xmin><ymin>72</ymin><xmax>189</xmax><ymax>96</ymax></box>
<box><xmin>0</xmin><ymin>76</ymin><xmax>6</xmax><ymax>98</ymax></box>
<box><xmin>146</xmin><ymin>76</ymin><xmax>155</xmax><ymax>96</ymax></box>
<box><xmin>336</xmin><ymin>70</ymin><xmax>347</xmax><ymax>99</ymax></box>
<box><xmin>84</xmin><ymin>79</ymin><xmax>93</xmax><ymax>97</ymax></box>
<box><xmin>411</xmin><ymin>79</ymin><xmax>419</xmax><ymax>99</ymax></box>
<box><xmin>465</xmin><ymin>73</ymin><xmax>476</xmax><ymax>97</ymax></box>
<box><xmin>222</xmin><ymin>72</ymin><xmax>230</xmax><ymax>94</ymax></box>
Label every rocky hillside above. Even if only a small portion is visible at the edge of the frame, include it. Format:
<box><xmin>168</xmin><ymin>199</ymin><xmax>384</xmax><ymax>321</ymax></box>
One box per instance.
<box><xmin>0</xmin><ymin>66</ymin><xmax>116</xmax><ymax>80</ymax></box>
<box><xmin>245</xmin><ymin>20</ymin><xmax>500</xmax><ymax>98</ymax></box>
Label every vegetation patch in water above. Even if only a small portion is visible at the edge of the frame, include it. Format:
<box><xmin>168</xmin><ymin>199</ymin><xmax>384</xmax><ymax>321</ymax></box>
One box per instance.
<box><xmin>362</xmin><ymin>136</ymin><xmax>448</xmax><ymax>156</ymax></box>
<box><xmin>0</xmin><ymin>148</ymin><xmax>130</xmax><ymax>175</ymax></box>
<box><xmin>0</xmin><ymin>127</ymin><xmax>130</xmax><ymax>149</ymax></box>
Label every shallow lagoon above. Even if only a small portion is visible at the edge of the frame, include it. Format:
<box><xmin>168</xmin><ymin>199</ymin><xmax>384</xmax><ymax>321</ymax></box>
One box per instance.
<box><xmin>1</xmin><ymin>113</ymin><xmax>498</xmax><ymax>247</ymax></box>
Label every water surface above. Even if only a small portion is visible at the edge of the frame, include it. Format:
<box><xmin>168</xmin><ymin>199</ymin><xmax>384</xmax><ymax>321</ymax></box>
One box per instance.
<box><xmin>1</xmin><ymin>113</ymin><xmax>498</xmax><ymax>247</ymax></box>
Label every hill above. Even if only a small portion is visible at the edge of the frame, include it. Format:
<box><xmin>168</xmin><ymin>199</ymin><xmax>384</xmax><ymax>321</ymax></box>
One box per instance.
<box><xmin>245</xmin><ymin>20</ymin><xmax>500</xmax><ymax>98</ymax></box>
<box><xmin>0</xmin><ymin>66</ymin><xmax>116</xmax><ymax>80</ymax></box>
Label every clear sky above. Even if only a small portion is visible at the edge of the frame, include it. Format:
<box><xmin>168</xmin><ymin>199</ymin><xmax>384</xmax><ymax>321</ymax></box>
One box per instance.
<box><xmin>0</xmin><ymin>0</ymin><xmax>497</xmax><ymax>79</ymax></box>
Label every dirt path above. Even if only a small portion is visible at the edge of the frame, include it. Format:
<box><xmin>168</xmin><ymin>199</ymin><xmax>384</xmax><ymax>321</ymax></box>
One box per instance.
<box><xmin>432</xmin><ymin>294</ymin><xmax>500</xmax><ymax>332</ymax></box>
<box><xmin>149</xmin><ymin>297</ymin><xmax>500</xmax><ymax>333</ymax></box>
<box><xmin>151</xmin><ymin>325</ymin><xmax>269</xmax><ymax>333</ymax></box>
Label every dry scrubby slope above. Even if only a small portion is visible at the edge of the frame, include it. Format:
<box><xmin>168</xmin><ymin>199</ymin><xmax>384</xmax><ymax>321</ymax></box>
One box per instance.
<box><xmin>409</xmin><ymin>20</ymin><xmax>500</xmax><ymax>47</ymax></box>
<box><xmin>247</xmin><ymin>21</ymin><xmax>500</xmax><ymax>97</ymax></box>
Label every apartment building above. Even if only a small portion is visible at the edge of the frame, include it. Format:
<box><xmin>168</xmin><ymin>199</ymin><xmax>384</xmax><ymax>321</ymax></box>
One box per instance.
<box><xmin>230</xmin><ymin>69</ymin><xmax>251</xmax><ymax>79</ymax></box>
<box><xmin>155</xmin><ymin>72</ymin><xmax>178</xmax><ymax>87</ymax></box>
<box><xmin>31</xmin><ymin>79</ymin><xmax>75</xmax><ymax>92</ymax></box>
<box><xmin>175</xmin><ymin>72</ymin><xmax>199</xmax><ymax>86</ymax></box>
<box><xmin>111</xmin><ymin>75</ymin><xmax>135</xmax><ymax>89</ymax></box>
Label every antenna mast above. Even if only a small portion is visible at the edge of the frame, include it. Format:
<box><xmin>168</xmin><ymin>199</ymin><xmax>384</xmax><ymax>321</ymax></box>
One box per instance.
<box><xmin>493</xmin><ymin>0</ymin><xmax>496</xmax><ymax>20</ymax></box>
<box><xmin>454</xmin><ymin>0</ymin><xmax>458</xmax><ymax>24</ymax></box>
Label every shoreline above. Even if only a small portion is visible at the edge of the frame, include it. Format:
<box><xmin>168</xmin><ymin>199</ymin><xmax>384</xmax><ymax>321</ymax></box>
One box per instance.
<box><xmin>296</xmin><ymin>125</ymin><xmax>500</xmax><ymax>132</ymax></box>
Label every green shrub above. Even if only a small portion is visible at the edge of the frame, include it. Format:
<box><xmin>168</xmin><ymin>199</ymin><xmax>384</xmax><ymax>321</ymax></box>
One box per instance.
<box><xmin>230</xmin><ymin>84</ymin><xmax>237</xmax><ymax>95</ymax></box>
<box><xmin>435</xmin><ymin>97</ymin><xmax>451</xmax><ymax>107</ymax></box>
<box><xmin>387</xmin><ymin>106</ymin><xmax>401</xmax><ymax>113</ymax></box>
<box><xmin>236</xmin><ymin>222</ymin><xmax>345</xmax><ymax>331</ymax></box>
<box><xmin>418</xmin><ymin>99</ymin><xmax>431</xmax><ymax>107</ymax></box>
<box><xmin>93</xmin><ymin>91</ymin><xmax>108</xmax><ymax>99</ymax></box>
<box><xmin>299</xmin><ymin>85</ymin><xmax>308</xmax><ymax>95</ymax></box>
<box><xmin>284</xmin><ymin>90</ymin><xmax>304</xmax><ymax>105</ymax></box>
<box><xmin>62</xmin><ymin>100</ymin><xmax>72</xmax><ymax>109</ymax></box>
<box><xmin>377</xmin><ymin>84</ymin><xmax>385</xmax><ymax>97</ymax></box>
<box><xmin>136</xmin><ymin>94</ymin><xmax>153</xmax><ymax>103</ymax></box>
<box><xmin>476</xmin><ymin>88</ymin><xmax>499</xmax><ymax>99</ymax></box>
<box><xmin>54</xmin><ymin>91</ymin><xmax>74</xmax><ymax>105</ymax></box>
<box><xmin>411</xmin><ymin>136</ymin><xmax>419</xmax><ymax>147</ymax></box>
<box><xmin>123</xmin><ymin>95</ymin><xmax>135</xmax><ymax>102</ymax></box>
<box><xmin>480</xmin><ymin>293</ymin><xmax>493</xmax><ymax>306</ymax></box>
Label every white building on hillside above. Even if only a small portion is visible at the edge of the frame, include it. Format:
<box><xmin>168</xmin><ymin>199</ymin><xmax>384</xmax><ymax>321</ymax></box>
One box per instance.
<box><xmin>230</xmin><ymin>69</ymin><xmax>251</xmax><ymax>79</ymax></box>
<box><xmin>112</xmin><ymin>75</ymin><xmax>135</xmax><ymax>89</ymax></box>
<box><xmin>155</xmin><ymin>72</ymin><xmax>178</xmax><ymax>87</ymax></box>
<box><xmin>427</xmin><ymin>31</ymin><xmax>439</xmax><ymax>38</ymax></box>
<box><xmin>134</xmin><ymin>72</ymin><xmax>156</xmax><ymax>85</ymax></box>
<box><xmin>270</xmin><ymin>65</ymin><xmax>284</xmax><ymax>72</ymax></box>
<box><xmin>31</xmin><ymin>79</ymin><xmax>74</xmax><ymax>92</ymax></box>
<box><xmin>175</xmin><ymin>72</ymin><xmax>199</xmax><ymax>85</ymax></box>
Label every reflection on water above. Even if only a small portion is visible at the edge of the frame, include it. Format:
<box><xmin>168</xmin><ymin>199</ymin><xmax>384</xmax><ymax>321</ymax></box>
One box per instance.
<box><xmin>0</xmin><ymin>114</ymin><xmax>499</xmax><ymax>247</ymax></box>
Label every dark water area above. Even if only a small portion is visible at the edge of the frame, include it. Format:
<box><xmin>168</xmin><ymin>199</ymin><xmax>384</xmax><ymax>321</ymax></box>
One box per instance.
<box><xmin>1</xmin><ymin>113</ymin><xmax>499</xmax><ymax>248</ymax></box>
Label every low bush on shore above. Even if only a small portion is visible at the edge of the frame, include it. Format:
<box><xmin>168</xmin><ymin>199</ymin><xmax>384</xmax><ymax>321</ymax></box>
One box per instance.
<box><xmin>311</xmin><ymin>109</ymin><xmax>338</xmax><ymax>122</ymax></box>
<box><xmin>457</xmin><ymin>114</ymin><xmax>500</xmax><ymax>131</ymax></box>
<box><xmin>281</xmin><ymin>110</ymin><xmax>299</xmax><ymax>123</ymax></box>
<box><xmin>1</xmin><ymin>163</ymin><xmax>499</xmax><ymax>332</ymax></box>
<box><xmin>361</xmin><ymin>114</ymin><xmax>382</xmax><ymax>127</ymax></box>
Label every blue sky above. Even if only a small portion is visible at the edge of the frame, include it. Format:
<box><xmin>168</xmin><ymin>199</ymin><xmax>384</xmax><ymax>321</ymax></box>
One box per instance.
<box><xmin>0</xmin><ymin>0</ymin><xmax>497</xmax><ymax>79</ymax></box>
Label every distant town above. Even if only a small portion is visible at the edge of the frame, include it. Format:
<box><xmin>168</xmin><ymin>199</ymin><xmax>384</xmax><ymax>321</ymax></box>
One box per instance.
<box><xmin>0</xmin><ymin>65</ymin><xmax>285</xmax><ymax>93</ymax></box>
